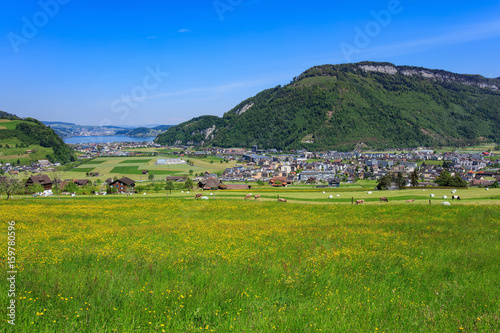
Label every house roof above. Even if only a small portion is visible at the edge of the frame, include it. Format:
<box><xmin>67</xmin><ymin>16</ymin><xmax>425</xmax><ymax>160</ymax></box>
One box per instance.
<box><xmin>74</xmin><ymin>179</ymin><xmax>90</xmax><ymax>186</ymax></box>
<box><xmin>27</xmin><ymin>174</ymin><xmax>52</xmax><ymax>185</ymax></box>
<box><xmin>166</xmin><ymin>176</ymin><xmax>187</xmax><ymax>181</ymax></box>
<box><xmin>225</xmin><ymin>184</ymin><xmax>251</xmax><ymax>190</ymax></box>
<box><xmin>111</xmin><ymin>177</ymin><xmax>135</xmax><ymax>186</ymax></box>
<box><xmin>199</xmin><ymin>177</ymin><xmax>221</xmax><ymax>189</ymax></box>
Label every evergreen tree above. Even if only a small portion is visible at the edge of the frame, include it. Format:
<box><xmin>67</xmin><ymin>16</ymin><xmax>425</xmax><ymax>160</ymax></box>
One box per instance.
<box><xmin>435</xmin><ymin>171</ymin><xmax>453</xmax><ymax>186</ymax></box>
<box><xmin>396</xmin><ymin>172</ymin><xmax>405</xmax><ymax>188</ymax></box>
<box><xmin>410</xmin><ymin>170</ymin><xmax>419</xmax><ymax>187</ymax></box>
<box><xmin>377</xmin><ymin>174</ymin><xmax>394</xmax><ymax>190</ymax></box>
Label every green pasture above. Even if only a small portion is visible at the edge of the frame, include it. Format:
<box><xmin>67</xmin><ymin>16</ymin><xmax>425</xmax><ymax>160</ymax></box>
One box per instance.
<box><xmin>0</xmin><ymin>199</ymin><xmax>498</xmax><ymax>332</ymax></box>
<box><xmin>0</xmin><ymin>119</ymin><xmax>23</xmax><ymax>130</ymax></box>
<box><xmin>0</xmin><ymin>141</ymin><xmax>54</xmax><ymax>165</ymax></box>
<box><xmin>61</xmin><ymin>156</ymin><xmax>236</xmax><ymax>181</ymax></box>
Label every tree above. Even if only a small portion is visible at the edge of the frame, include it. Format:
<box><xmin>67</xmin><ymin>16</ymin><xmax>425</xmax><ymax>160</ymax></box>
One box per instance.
<box><xmin>435</xmin><ymin>171</ymin><xmax>453</xmax><ymax>186</ymax></box>
<box><xmin>153</xmin><ymin>182</ymin><xmax>163</xmax><ymax>193</ymax></box>
<box><xmin>377</xmin><ymin>174</ymin><xmax>393</xmax><ymax>190</ymax></box>
<box><xmin>165</xmin><ymin>180</ymin><xmax>175</xmax><ymax>194</ymax></box>
<box><xmin>435</xmin><ymin>171</ymin><xmax>467</xmax><ymax>187</ymax></box>
<box><xmin>410</xmin><ymin>170</ymin><xmax>419</xmax><ymax>187</ymax></box>
<box><xmin>450</xmin><ymin>175</ymin><xmax>468</xmax><ymax>188</ymax></box>
<box><xmin>490</xmin><ymin>181</ymin><xmax>500</xmax><ymax>188</ymax></box>
<box><xmin>184</xmin><ymin>178</ymin><xmax>194</xmax><ymax>190</ymax></box>
<box><xmin>210</xmin><ymin>160</ymin><xmax>214</xmax><ymax>164</ymax></box>
<box><xmin>0</xmin><ymin>177</ymin><xmax>23</xmax><ymax>200</ymax></box>
<box><xmin>395</xmin><ymin>172</ymin><xmax>405</xmax><ymax>188</ymax></box>
<box><xmin>148</xmin><ymin>173</ymin><xmax>154</xmax><ymax>181</ymax></box>
<box><xmin>189</xmin><ymin>169</ymin><xmax>194</xmax><ymax>175</ymax></box>
<box><xmin>256</xmin><ymin>180</ymin><xmax>265</xmax><ymax>186</ymax></box>
<box><xmin>17</xmin><ymin>159</ymin><xmax>20</xmax><ymax>165</ymax></box>
<box><xmin>64</xmin><ymin>182</ymin><xmax>78</xmax><ymax>193</ymax></box>
<box><xmin>106</xmin><ymin>184</ymin><xmax>116</xmax><ymax>194</ymax></box>
<box><xmin>51</xmin><ymin>168</ymin><xmax>64</xmax><ymax>201</ymax></box>
<box><xmin>28</xmin><ymin>183</ymin><xmax>44</xmax><ymax>195</ymax></box>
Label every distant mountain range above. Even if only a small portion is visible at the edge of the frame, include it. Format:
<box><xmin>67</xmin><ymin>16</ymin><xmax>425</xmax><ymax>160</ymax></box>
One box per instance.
<box><xmin>42</xmin><ymin>122</ymin><xmax>172</xmax><ymax>138</ymax></box>
<box><xmin>155</xmin><ymin>61</ymin><xmax>500</xmax><ymax>150</ymax></box>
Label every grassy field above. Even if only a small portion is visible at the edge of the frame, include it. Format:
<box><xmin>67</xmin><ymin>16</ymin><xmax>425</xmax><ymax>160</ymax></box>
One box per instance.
<box><xmin>436</xmin><ymin>143</ymin><xmax>499</xmax><ymax>154</ymax></box>
<box><xmin>114</xmin><ymin>187</ymin><xmax>500</xmax><ymax>206</ymax></box>
<box><xmin>0</xmin><ymin>199</ymin><xmax>498</xmax><ymax>332</ymax></box>
<box><xmin>0</xmin><ymin>119</ymin><xmax>58</xmax><ymax>165</ymax></box>
<box><xmin>61</xmin><ymin>157</ymin><xmax>237</xmax><ymax>181</ymax></box>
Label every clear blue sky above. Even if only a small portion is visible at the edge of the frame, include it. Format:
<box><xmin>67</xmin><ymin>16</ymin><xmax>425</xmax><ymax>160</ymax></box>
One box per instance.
<box><xmin>1</xmin><ymin>0</ymin><xmax>499</xmax><ymax>126</ymax></box>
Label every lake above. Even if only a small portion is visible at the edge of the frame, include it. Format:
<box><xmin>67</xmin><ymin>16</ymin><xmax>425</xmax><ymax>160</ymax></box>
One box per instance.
<box><xmin>64</xmin><ymin>136</ymin><xmax>156</xmax><ymax>144</ymax></box>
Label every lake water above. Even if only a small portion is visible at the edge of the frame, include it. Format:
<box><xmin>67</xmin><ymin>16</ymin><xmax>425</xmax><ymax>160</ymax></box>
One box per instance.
<box><xmin>64</xmin><ymin>136</ymin><xmax>156</xmax><ymax>144</ymax></box>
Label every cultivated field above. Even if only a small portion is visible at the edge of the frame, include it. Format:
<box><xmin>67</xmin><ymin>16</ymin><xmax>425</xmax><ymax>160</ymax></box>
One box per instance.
<box><xmin>62</xmin><ymin>156</ymin><xmax>236</xmax><ymax>181</ymax></box>
<box><xmin>0</xmin><ymin>199</ymin><xmax>499</xmax><ymax>332</ymax></box>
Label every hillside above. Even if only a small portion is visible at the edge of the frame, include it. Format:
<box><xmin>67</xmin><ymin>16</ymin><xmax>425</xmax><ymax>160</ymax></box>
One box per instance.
<box><xmin>116</xmin><ymin>125</ymin><xmax>172</xmax><ymax>137</ymax></box>
<box><xmin>0</xmin><ymin>112</ymin><xmax>76</xmax><ymax>164</ymax></box>
<box><xmin>155</xmin><ymin>62</ymin><xmax>500</xmax><ymax>150</ymax></box>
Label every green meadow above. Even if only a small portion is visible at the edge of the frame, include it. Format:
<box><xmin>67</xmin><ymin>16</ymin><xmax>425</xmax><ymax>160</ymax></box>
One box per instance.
<box><xmin>61</xmin><ymin>156</ymin><xmax>236</xmax><ymax>181</ymax></box>
<box><xmin>0</xmin><ymin>199</ymin><xmax>499</xmax><ymax>332</ymax></box>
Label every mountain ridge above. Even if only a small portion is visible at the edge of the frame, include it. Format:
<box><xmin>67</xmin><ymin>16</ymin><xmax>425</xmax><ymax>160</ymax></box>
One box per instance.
<box><xmin>155</xmin><ymin>62</ymin><xmax>500</xmax><ymax>150</ymax></box>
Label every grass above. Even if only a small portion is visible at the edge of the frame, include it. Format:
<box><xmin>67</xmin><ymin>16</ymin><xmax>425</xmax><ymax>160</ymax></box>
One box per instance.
<box><xmin>70</xmin><ymin>168</ymin><xmax>95</xmax><ymax>173</ymax></box>
<box><xmin>118</xmin><ymin>159</ymin><xmax>152</xmax><ymax>164</ymax></box>
<box><xmin>0</xmin><ymin>140</ymin><xmax>54</xmax><ymax>165</ymax></box>
<box><xmin>54</xmin><ymin>157</ymin><xmax>236</xmax><ymax>182</ymax></box>
<box><xmin>0</xmin><ymin>199</ymin><xmax>498</xmax><ymax>332</ymax></box>
<box><xmin>84</xmin><ymin>160</ymin><xmax>107</xmax><ymax>165</ymax></box>
<box><xmin>0</xmin><ymin>119</ymin><xmax>24</xmax><ymax>130</ymax></box>
<box><xmin>110</xmin><ymin>166</ymin><xmax>176</xmax><ymax>175</ymax></box>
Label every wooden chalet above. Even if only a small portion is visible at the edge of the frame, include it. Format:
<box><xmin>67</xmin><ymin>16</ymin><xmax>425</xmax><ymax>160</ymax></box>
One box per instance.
<box><xmin>109</xmin><ymin>177</ymin><xmax>136</xmax><ymax>193</ymax></box>
<box><xmin>26</xmin><ymin>175</ymin><xmax>53</xmax><ymax>191</ymax></box>
<box><xmin>198</xmin><ymin>177</ymin><xmax>225</xmax><ymax>190</ymax></box>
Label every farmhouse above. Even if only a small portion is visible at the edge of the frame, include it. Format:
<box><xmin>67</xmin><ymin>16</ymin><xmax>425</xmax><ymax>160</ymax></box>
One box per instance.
<box><xmin>26</xmin><ymin>175</ymin><xmax>53</xmax><ymax>191</ymax></box>
<box><xmin>198</xmin><ymin>177</ymin><xmax>225</xmax><ymax>190</ymax></box>
<box><xmin>269</xmin><ymin>176</ymin><xmax>289</xmax><ymax>187</ymax></box>
<box><xmin>74</xmin><ymin>179</ymin><xmax>90</xmax><ymax>186</ymax></box>
<box><xmin>166</xmin><ymin>176</ymin><xmax>187</xmax><ymax>182</ymax></box>
<box><xmin>109</xmin><ymin>177</ymin><xmax>136</xmax><ymax>193</ymax></box>
<box><xmin>225</xmin><ymin>184</ymin><xmax>251</xmax><ymax>190</ymax></box>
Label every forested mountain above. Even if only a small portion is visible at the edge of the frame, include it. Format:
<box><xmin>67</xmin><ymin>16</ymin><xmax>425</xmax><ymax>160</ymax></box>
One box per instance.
<box><xmin>155</xmin><ymin>62</ymin><xmax>500</xmax><ymax>150</ymax></box>
<box><xmin>0</xmin><ymin>112</ymin><xmax>75</xmax><ymax>163</ymax></box>
<box><xmin>116</xmin><ymin>125</ymin><xmax>172</xmax><ymax>137</ymax></box>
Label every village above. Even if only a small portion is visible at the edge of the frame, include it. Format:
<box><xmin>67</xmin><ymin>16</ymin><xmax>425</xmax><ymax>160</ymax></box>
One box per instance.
<box><xmin>1</xmin><ymin>141</ymin><xmax>499</xmax><ymax>197</ymax></box>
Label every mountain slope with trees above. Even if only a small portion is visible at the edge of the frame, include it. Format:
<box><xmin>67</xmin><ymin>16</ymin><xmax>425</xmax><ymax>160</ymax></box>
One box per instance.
<box><xmin>155</xmin><ymin>62</ymin><xmax>500</xmax><ymax>150</ymax></box>
<box><xmin>0</xmin><ymin>111</ymin><xmax>76</xmax><ymax>163</ymax></box>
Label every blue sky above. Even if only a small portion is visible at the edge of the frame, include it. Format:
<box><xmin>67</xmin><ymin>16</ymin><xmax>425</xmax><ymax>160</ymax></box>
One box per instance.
<box><xmin>1</xmin><ymin>0</ymin><xmax>499</xmax><ymax>126</ymax></box>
